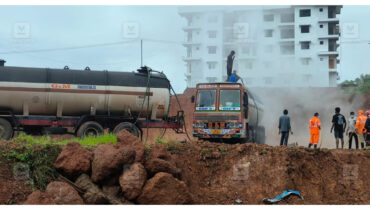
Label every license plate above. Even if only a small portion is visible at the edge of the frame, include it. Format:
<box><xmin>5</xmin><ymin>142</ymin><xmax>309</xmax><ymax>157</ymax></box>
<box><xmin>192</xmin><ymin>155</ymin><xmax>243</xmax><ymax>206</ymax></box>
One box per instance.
<box><xmin>212</xmin><ymin>129</ymin><xmax>221</xmax><ymax>134</ymax></box>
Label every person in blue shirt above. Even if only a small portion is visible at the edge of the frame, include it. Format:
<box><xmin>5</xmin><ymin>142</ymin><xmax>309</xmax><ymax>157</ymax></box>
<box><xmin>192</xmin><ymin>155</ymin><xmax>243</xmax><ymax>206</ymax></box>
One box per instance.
<box><xmin>229</xmin><ymin>70</ymin><xmax>240</xmax><ymax>83</ymax></box>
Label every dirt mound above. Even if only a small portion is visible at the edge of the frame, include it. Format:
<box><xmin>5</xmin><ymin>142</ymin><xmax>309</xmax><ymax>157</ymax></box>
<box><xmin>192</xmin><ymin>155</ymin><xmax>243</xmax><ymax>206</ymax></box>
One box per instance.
<box><xmin>364</xmin><ymin>92</ymin><xmax>370</xmax><ymax>108</ymax></box>
<box><xmin>172</xmin><ymin>141</ymin><xmax>370</xmax><ymax>204</ymax></box>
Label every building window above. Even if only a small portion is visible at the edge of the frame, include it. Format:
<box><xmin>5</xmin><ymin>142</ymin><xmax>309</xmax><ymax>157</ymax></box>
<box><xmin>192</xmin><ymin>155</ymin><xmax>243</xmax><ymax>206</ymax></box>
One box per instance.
<box><xmin>301</xmin><ymin>58</ymin><xmax>311</xmax><ymax>65</ymax></box>
<box><xmin>280</xmin><ymin>44</ymin><xmax>294</xmax><ymax>55</ymax></box>
<box><xmin>299</xmin><ymin>9</ymin><xmax>311</xmax><ymax>17</ymax></box>
<box><xmin>300</xmin><ymin>25</ymin><xmax>310</xmax><ymax>33</ymax></box>
<box><xmin>320</xmin><ymin>41</ymin><xmax>324</xmax><ymax>45</ymax></box>
<box><xmin>208</xmin><ymin>46</ymin><xmax>217</xmax><ymax>54</ymax></box>
<box><xmin>208</xmin><ymin>15</ymin><xmax>218</xmax><ymax>23</ymax></box>
<box><xmin>263</xmin><ymin>14</ymin><xmax>274</xmax><ymax>22</ymax></box>
<box><xmin>241</xmin><ymin>46</ymin><xmax>250</xmax><ymax>54</ymax></box>
<box><xmin>196</xmin><ymin>46</ymin><xmax>200</xmax><ymax>50</ymax></box>
<box><xmin>280</xmin><ymin>13</ymin><xmax>294</xmax><ymax>23</ymax></box>
<box><xmin>280</xmin><ymin>28</ymin><xmax>294</xmax><ymax>39</ymax></box>
<box><xmin>320</xmin><ymin>24</ymin><xmax>323</xmax><ymax>28</ymax></box>
<box><xmin>319</xmin><ymin>8</ymin><xmax>323</xmax><ymax>12</ymax></box>
<box><xmin>264</xmin><ymin>29</ymin><xmax>273</xmax><ymax>37</ymax></box>
<box><xmin>320</xmin><ymin>57</ymin><xmax>324</xmax><ymax>61</ymax></box>
<box><xmin>208</xmin><ymin>31</ymin><xmax>217</xmax><ymax>38</ymax></box>
<box><xmin>301</xmin><ymin>41</ymin><xmax>310</xmax><ymax>50</ymax></box>
<box><xmin>207</xmin><ymin>62</ymin><xmax>217</xmax><ymax>69</ymax></box>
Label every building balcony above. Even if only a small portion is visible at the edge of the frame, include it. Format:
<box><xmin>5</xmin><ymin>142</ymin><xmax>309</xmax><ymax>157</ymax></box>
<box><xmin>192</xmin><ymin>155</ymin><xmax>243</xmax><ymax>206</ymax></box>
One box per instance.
<box><xmin>183</xmin><ymin>56</ymin><xmax>202</xmax><ymax>61</ymax></box>
<box><xmin>183</xmin><ymin>25</ymin><xmax>201</xmax><ymax>31</ymax></box>
<box><xmin>318</xmin><ymin>34</ymin><xmax>340</xmax><ymax>39</ymax></box>
<box><xmin>329</xmin><ymin>68</ymin><xmax>338</xmax><ymax>73</ymax></box>
<box><xmin>279</xmin><ymin>38</ymin><xmax>295</xmax><ymax>43</ymax></box>
<box><xmin>318</xmin><ymin>18</ymin><xmax>340</xmax><ymax>23</ymax></box>
<box><xmin>318</xmin><ymin>51</ymin><xmax>339</xmax><ymax>56</ymax></box>
<box><xmin>182</xmin><ymin>41</ymin><xmax>201</xmax><ymax>47</ymax></box>
<box><xmin>278</xmin><ymin>22</ymin><xmax>294</xmax><ymax>27</ymax></box>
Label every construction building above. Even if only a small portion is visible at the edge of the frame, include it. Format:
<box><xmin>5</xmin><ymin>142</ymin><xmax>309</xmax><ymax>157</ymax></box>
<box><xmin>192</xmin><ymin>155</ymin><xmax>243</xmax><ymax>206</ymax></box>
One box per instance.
<box><xmin>178</xmin><ymin>6</ymin><xmax>342</xmax><ymax>87</ymax></box>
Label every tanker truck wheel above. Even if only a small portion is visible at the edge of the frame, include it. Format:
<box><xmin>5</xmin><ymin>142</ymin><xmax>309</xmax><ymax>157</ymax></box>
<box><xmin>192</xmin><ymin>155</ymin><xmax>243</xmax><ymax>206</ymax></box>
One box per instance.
<box><xmin>76</xmin><ymin>121</ymin><xmax>104</xmax><ymax>138</ymax></box>
<box><xmin>0</xmin><ymin>118</ymin><xmax>13</xmax><ymax>140</ymax></box>
<box><xmin>113</xmin><ymin>122</ymin><xmax>139</xmax><ymax>137</ymax></box>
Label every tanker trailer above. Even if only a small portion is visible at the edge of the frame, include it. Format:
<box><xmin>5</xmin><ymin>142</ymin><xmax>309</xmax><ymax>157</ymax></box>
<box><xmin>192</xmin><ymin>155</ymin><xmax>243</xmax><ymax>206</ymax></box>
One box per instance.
<box><xmin>0</xmin><ymin>63</ymin><xmax>184</xmax><ymax>140</ymax></box>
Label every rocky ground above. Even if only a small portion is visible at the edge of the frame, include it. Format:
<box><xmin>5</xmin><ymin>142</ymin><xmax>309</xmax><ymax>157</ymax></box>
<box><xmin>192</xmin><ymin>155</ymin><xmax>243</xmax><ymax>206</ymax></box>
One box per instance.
<box><xmin>1</xmin><ymin>130</ymin><xmax>370</xmax><ymax>205</ymax></box>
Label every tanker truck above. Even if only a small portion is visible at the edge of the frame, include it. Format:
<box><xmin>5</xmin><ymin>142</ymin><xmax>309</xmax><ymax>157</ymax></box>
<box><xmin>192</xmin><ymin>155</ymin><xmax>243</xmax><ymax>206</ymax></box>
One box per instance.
<box><xmin>0</xmin><ymin>61</ymin><xmax>184</xmax><ymax>140</ymax></box>
<box><xmin>191</xmin><ymin>83</ymin><xmax>265</xmax><ymax>143</ymax></box>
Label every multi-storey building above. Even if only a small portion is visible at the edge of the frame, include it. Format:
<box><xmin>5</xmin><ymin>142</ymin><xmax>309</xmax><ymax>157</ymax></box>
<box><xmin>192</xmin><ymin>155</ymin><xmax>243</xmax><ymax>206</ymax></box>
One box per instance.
<box><xmin>178</xmin><ymin>5</ymin><xmax>342</xmax><ymax>87</ymax></box>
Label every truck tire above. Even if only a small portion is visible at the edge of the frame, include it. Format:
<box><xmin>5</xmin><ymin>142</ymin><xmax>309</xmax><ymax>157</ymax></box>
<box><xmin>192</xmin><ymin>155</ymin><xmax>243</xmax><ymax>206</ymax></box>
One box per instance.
<box><xmin>0</xmin><ymin>118</ymin><xmax>13</xmax><ymax>140</ymax></box>
<box><xmin>113</xmin><ymin>122</ymin><xmax>139</xmax><ymax>137</ymax></box>
<box><xmin>76</xmin><ymin>121</ymin><xmax>104</xmax><ymax>138</ymax></box>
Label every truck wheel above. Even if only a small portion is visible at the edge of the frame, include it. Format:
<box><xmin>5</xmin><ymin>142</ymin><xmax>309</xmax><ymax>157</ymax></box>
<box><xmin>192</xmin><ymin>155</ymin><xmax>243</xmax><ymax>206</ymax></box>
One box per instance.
<box><xmin>76</xmin><ymin>121</ymin><xmax>104</xmax><ymax>138</ymax></box>
<box><xmin>0</xmin><ymin>118</ymin><xmax>13</xmax><ymax>140</ymax></box>
<box><xmin>113</xmin><ymin>122</ymin><xmax>139</xmax><ymax>137</ymax></box>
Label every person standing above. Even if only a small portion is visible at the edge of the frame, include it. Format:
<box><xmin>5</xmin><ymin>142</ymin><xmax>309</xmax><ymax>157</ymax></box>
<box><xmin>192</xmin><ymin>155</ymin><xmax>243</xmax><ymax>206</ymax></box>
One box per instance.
<box><xmin>365</xmin><ymin>110</ymin><xmax>370</xmax><ymax>147</ymax></box>
<box><xmin>309</xmin><ymin>113</ymin><xmax>321</xmax><ymax>149</ymax></box>
<box><xmin>226</xmin><ymin>50</ymin><xmax>235</xmax><ymax>81</ymax></box>
<box><xmin>330</xmin><ymin>107</ymin><xmax>347</xmax><ymax>149</ymax></box>
<box><xmin>356</xmin><ymin>110</ymin><xmax>367</xmax><ymax>149</ymax></box>
<box><xmin>346</xmin><ymin>111</ymin><xmax>358</xmax><ymax>149</ymax></box>
<box><xmin>278</xmin><ymin>109</ymin><xmax>293</xmax><ymax>146</ymax></box>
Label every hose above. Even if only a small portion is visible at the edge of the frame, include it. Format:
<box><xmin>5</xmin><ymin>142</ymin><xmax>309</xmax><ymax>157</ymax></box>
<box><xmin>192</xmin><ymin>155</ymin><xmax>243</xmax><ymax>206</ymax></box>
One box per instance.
<box><xmin>169</xmin><ymin>84</ymin><xmax>192</xmax><ymax>142</ymax></box>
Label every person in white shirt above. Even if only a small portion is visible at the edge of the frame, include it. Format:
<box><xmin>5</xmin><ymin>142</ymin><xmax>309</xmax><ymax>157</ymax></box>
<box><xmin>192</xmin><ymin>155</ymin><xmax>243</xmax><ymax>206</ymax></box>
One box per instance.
<box><xmin>346</xmin><ymin>111</ymin><xmax>358</xmax><ymax>149</ymax></box>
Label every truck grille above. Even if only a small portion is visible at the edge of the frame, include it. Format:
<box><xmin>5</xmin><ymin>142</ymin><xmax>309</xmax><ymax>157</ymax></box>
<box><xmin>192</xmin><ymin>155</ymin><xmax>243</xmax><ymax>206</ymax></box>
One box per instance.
<box><xmin>194</xmin><ymin>115</ymin><xmax>240</xmax><ymax>121</ymax></box>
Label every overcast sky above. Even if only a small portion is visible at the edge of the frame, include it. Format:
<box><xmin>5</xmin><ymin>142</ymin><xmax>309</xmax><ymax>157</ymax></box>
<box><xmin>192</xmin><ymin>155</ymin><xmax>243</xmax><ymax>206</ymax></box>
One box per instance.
<box><xmin>0</xmin><ymin>5</ymin><xmax>369</xmax><ymax>92</ymax></box>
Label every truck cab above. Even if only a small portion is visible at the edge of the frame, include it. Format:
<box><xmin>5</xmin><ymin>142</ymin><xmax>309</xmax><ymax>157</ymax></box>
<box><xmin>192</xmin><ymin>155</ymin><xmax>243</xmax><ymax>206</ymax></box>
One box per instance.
<box><xmin>191</xmin><ymin>83</ymin><xmax>264</xmax><ymax>143</ymax></box>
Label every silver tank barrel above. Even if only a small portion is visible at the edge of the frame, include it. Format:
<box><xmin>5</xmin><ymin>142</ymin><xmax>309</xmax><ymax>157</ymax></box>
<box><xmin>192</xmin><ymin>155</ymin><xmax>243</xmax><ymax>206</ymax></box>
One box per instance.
<box><xmin>0</xmin><ymin>66</ymin><xmax>171</xmax><ymax>119</ymax></box>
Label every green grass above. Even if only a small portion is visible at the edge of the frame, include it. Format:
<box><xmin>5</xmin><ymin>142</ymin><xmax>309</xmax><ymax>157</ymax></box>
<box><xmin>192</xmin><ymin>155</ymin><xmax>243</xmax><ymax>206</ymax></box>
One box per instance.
<box><xmin>13</xmin><ymin>132</ymin><xmax>117</xmax><ymax>147</ymax></box>
<box><xmin>1</xmin><ymin>132</ymin><xmax>118</xmax><ymax>190</ymax></box>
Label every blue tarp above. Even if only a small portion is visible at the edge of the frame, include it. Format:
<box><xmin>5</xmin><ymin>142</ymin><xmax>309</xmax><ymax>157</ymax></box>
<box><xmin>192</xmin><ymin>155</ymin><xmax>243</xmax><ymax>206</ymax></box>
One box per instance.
<box><xmin>262</xmin><ymin>190</ymin><xmax>304</xmax><ymax>204</ymax></box>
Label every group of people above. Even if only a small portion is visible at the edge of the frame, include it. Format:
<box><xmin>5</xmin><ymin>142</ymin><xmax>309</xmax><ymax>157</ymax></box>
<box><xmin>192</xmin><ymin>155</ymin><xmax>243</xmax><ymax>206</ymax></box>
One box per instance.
<box><xmin>278</xmin><ymin>108</ymin><xmax>370</xmax><ymax>149</ymax></box>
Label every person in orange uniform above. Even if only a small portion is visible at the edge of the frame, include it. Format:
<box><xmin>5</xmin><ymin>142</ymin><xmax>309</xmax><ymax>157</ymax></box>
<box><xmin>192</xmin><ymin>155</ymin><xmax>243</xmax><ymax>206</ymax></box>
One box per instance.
<box><xmin>309</xmin><ymin>113</ymin><xmax>321</xmax><ymax>149</ymax></box>
<box><xmin>356</xmin><ymin>110</ymin><xmax>367</xmax><ymax>149</ymax></box>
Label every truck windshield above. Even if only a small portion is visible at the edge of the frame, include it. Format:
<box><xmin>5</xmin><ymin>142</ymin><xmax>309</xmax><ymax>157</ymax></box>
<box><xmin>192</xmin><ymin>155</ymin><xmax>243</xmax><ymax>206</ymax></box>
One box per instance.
<box><xmin>219</xmin><ymin>90</ymin><xmax>241</xmax><ymax>111</ymax></box>
<box><xmin>196</xmin><ymin>90</ymin><xmax>216</xmax><ymax>111</ymax></box>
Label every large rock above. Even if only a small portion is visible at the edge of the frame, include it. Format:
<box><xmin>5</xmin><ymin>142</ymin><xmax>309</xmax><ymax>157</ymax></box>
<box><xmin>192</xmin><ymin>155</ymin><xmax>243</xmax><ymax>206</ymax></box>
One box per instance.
<box><xmin>117</xmin><ymin>130</ymin><xmax>146</xmax><ymax>163</ymax></box>
<box><xmin>119</xmin><ymin>163</ymin><xmax>147</xmax><ymax>200</ymax></box>
<box><xmin>137</xmin><ymin>172</ymin><xmax>192</xmax><ymax>204</ymax></box>
<box><xmin>91</xmin><ymin>143</ymin><xmax>136</xmax><ymax>183</ymax></box>
<box><xmin>45</xmin><ymin>181</ymin><xmax>84</xmax><ymax>204</ymax></box>
<box><xmin>145</xmin><ymin>158</ymin><xmax>181</xmax><ymax>177</ymax></box>
<box><xmin>54</xmin><ymin>142</ymin><xmax>93</xmax><ymax>179</ymax></box>
<box><xmin>23</xmin><ymin>190</ymin><xmax>56</xmax><ymax>205</ymax></box>
<box><xmin>75</xmin><ymin>174</ymin><xmax>108</xmax><ymax>204</ymax></box>
<box><xmin>102</xmin><ymin>185</ymin><xmax>133</xmax><ymax>205</ymax></box>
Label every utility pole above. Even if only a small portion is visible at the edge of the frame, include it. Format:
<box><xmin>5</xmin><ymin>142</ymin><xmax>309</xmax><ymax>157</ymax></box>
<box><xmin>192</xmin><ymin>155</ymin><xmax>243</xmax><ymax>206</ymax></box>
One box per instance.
<box><xmin>141</xmin><ymin>39</ymin><xmax>143</xmax><ymax>67</ymax></box>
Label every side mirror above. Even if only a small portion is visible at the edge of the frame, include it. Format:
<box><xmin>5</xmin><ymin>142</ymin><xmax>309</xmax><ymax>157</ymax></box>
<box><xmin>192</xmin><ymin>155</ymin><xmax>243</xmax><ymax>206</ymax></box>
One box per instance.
<box><xmin>191</xmin><ymin>95</ymin><xmax>195</xmax><ymax>103</ymax></box>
